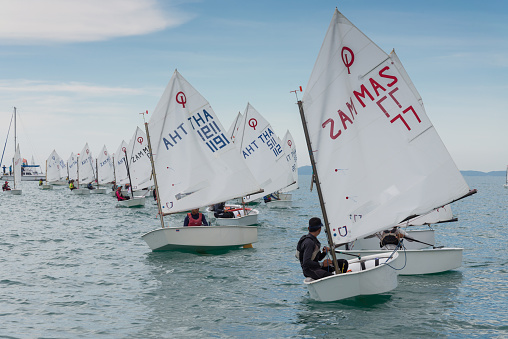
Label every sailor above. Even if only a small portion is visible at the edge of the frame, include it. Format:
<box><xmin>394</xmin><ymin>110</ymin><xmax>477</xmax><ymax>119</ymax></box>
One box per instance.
<box><xmin>184</xmin><ymin>208</ymin><xmax>209</xmax><ymax>226</ymax></box>
<box><xmin>39</xmin><ymin>179</ymin><xmax>43</xmax><ymax>186</ymax></box>
<box><xmin>296</xmin><ymin>217</ymin><xmax>348</xmax><ymax>280</ymax></box>
<box><xmin>2</xmin><ymin>181</ymin><xmax>11</xmax><ymax>191</ymax></box>
<box><xmin>116</xmin><ymin>186</ymin><xmax>130</xmax><ymax>201</ymax></box>
<box><xmin>111</xmin><ymin>181</ymin><xmax>117</xmax><ymax>191</ymax></box>
<box><xmin>86</xmin><ymin>182</ymin><xmax>95</xmax><ymax>190</ymax></box>
<box><xmin>69</xmin><ymin>180</ymin><xmax>76</xmax><ymax>190</ymax></box>
<box><xmin>376</xmin><ymin>227</ymin><xmax>407</xmax><ymax>249</ymax></box>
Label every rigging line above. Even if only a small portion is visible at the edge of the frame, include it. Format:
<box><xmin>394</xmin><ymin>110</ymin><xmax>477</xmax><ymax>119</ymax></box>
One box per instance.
<box><xmin>384</xmin><ymin>242</ymin><xmax>407</xmax><ymax>271</ymax></box>
<box><xmin>0</xmin><ymin>112</ymin><xmax>14</xmax><ymax>168</ymax></box>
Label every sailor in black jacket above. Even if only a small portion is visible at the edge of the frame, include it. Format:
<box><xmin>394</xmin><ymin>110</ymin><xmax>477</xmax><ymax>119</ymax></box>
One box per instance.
<box><xmin>296</xmin><ymin>217</ymin><xmax>334</xmax><ymax>280</ymax></box>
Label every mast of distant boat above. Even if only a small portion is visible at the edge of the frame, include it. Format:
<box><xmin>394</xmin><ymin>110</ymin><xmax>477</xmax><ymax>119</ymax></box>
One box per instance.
<box><xmin>123</xmin><ymin>149</ymin><xmax>134</xmax><ymax>199</ymax></box>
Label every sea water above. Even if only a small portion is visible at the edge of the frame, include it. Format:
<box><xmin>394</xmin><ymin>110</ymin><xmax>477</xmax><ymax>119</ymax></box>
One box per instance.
<box><xmin>0</xmin><ymin>176</ymin><xmax>506</xmax><ymax>338</ymax></box>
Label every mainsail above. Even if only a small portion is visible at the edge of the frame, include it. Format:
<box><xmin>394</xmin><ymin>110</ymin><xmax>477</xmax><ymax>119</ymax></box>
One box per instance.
<box><xmin>97</xmin><ymin>145</ymin><xmax>115</xmax><ymax>185</ymax></box>
<box><xmin>67</xmin><ymin>153</ymin><xmax>78</xmax><ymax>181</ymax></box>
<box><xmin>78</xmin><ymin>143</ymin><xmax>95</xmax><ymax>184</ymax></box>
<box><xmin>235</xmin><ymin>103</ymin><xmax>294</xmax><ymax>202</ymax></box>
<box><xmin>114</xmin><ymin>141</ymin><xmax>129</xmax><ymax>185</ymax></box>
<box><xmin>300</xmin><ymin>9</ymin><xmax>471</xmax><ymax>244</ymax></box>
<box><xmin>280</xmin><ymin>130</ymin><xmax>299</xmax><ymax>193</ymax></box>
<box><xmin>13</xmin><ymin>144</ymin><xmax>21</xmax><ymax>188</ymax></box>
<box><xmin>46</xmin><ymin>150</ymin><xmax>65</xmax><ymax>183</ymax></box>
<box><xmin>147</xmin><ymin>70</ymin><xmax>261</xmax><ymax>215</ymax></box>
<box><xmin>125</xmin><ymin>127</ymin><xmax>153</xmax><ymax>190</ymax></box>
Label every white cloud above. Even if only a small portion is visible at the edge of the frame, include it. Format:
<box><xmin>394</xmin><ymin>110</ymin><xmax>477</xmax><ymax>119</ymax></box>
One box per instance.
<box><xmin>0</xmin><ymin>0</ymin><xmax>191</xmax><ymax>43</ymax></box>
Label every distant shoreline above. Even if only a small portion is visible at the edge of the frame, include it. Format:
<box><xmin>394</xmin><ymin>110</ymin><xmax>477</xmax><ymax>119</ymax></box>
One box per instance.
<box><xmin>297</xmin><ymin>166</ymin><xmax>504</xmax><ymax>177</ymax></box>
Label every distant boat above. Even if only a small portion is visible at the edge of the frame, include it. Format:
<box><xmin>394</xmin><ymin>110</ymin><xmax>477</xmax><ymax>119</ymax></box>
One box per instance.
<box><xmin>1</xmin><ymin>107</ymin><xmax>44</xmax><ymax>181</ymax></box>
<box><xmin>504</xmin><ymin>165</ymin><xmax>508</xmax><ymax>188</ymax></box>
<box><xmin>141</xmin><ymin>70</ymin><xmax>262</xmax><ymax>252</ymax></box>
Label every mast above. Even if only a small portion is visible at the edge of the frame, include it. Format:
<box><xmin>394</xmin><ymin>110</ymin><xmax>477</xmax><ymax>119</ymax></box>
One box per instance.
<box><xmin>297</xmin><ymin>100</ymin><xmax>340</xmax><ymax>275</ymax></box>
<box><xmin>12</xmin><ymin>156</ymin><xmax>15</xmax><ymax>189</ymax></box>
<box><xmin>144</xmin><ymin>120</ymin><xmax>164</xmax><ymax>228</ymax></box>
<box><xmin>45</xmin><ymin>160</ymin><xmax>47</xmax><ymax>183</ymax></box>
<box><xmin>123</xmin><ymin>149</ymin><xmax>134</xmax><ymax>199</ymax></box>
<box><xmin>76</xmin><ymin>154</ymin><xmax>80</xmax><ymax>188</ymax></box>
<box><xmin>13</xmin><ymin>107</ymin><xmax>16</xmax><ymax>158</ymax></box>
<box><xmin>95</xmin><ymin>159</ymin><xmax>99</xmax><ymax>188</ymax></box>
<box><xmin>112</xmin><ymin>155</ymin><xmax>117</xmax><ymax>184</ymax></box>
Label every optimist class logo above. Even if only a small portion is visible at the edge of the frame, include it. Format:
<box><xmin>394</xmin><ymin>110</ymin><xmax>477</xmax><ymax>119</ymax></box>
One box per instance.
<box><xmin>341</xmin><ymin>47</ymin><xmax>354</xmax><ymax>74</ymax></box>
<box><xmin>176</xmin><ymin>92</ymin><xmax>187</xmax><ymax>108</ymax></box>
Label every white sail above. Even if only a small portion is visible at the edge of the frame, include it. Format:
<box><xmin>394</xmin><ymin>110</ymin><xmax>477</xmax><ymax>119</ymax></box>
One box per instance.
<box><xmin>78</xmin><ymin>143</ymin><xmax>95</xmax><ymax>184</ymax></box>
<box><xmin>97</xmin><ymin>145</ymin><xmax>115</xmax><ymax>185</ymax></box>
<box><xmin>67</xmin><ymin>153</ymin><xmax>78</xmax><ymax>181</ymax></box>
<box><xmin>398</xmin><ymin>204</ymin><xmax>455</xmax><ymax>227</ymax></box>
<box><xmin>301</xmin><ymin>9</ymin><xmax>471</xmax><ymax>244</ymax></box>
<box><xmin>46</xmin><ymin>150</ymin><xmax>65</xmax><ymax>183</ymax></box>
<box><xmin>125</xmin><ymin>127</ymin><xmax>153</xmax><ymax>190</ymax></box>
<box><xmin>13</xmin><ymin>144</ymin><xmax>21</xmax><ymax>188</ymax></box>
<box><xmin>227</xmin><ymin>112</ymin><xmax>243</xmax><ymax>142</ymax></box>
<box><xmin>235</xmin><ymin>103</ymin><xmax>294</xmax><ymax>202</ymax></box>
<box><xmin>280</xmin><ymin>130</ymin><xmax>299</xmax><ymax>193</ymax></box>
<box><xmin>148</xmin><ymin>70</ymin><xmax>261</xmax><ymax>214</ymax></box>
<box><xmin>114</xmin><ymin>141</ymin><xmax>129</xmax><ymax>185</ymax></box>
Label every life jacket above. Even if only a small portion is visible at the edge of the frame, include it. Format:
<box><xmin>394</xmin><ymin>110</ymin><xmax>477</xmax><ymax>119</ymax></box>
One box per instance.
<box><xmin>187</xmin><ymin>213</ymin><xmax>203</xmax><ymax>226</ymax></box>
<box><xmin>69</xmin><ymin>182</ymin><xmax>75</xmax><ymax>189</ymax></box>
<box><xmin>295</xmin><ymin>234</ymin><xmax>321</xmax><ymax>264</ymax></box>
<box><xmin>380</xmin><ymin>227</ymin><xmax>400</xmax><ymax>248</ymax></box>
<box><xmin>116</xmin><ymin>190</ymin><xmax>125</xmax><ymax>201</ymax></box>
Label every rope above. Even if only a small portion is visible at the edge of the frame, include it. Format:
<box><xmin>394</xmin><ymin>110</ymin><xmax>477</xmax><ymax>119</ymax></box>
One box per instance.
<box><xmin>0</xmin><ymin>112</ymin><xmax>13</xmax><ymax>169</ymax></box>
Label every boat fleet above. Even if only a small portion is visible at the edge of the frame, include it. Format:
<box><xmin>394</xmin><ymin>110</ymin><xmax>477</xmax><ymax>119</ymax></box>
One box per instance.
<box><xmin>3</xmin><ymin>8</ymin><xmax>478</xmax><ymax>302</ymax></box>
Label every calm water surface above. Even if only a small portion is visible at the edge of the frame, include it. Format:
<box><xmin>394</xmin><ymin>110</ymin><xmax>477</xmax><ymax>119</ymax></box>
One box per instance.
<box><xmin>1</xmin><ymin>175</ymin><xmax>506</xmax><ymax>338</ymax></box>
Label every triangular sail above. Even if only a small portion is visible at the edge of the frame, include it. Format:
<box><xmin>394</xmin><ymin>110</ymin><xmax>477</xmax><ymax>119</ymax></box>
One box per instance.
<box><xmin>235</xmin><ymin>103</ymin><xmax>294</xmax><ymax>202</ymax></box>
<box><xmin>301</xmin><ymin>9</ymin><xmax>471</xmax><ymax>244</ymax></box>
<box><xmin>148</xmin><ymin>70</ymin><xmax>261</xmax><ymax>215</ymax></box>
<box><xmin>97</xmin><ymin>145</ymin><xmax>115</xmax><ymax>185</ymax></box>
<box><xmin>114</xmin><ymin>141</ymin><xmax>129</xmax><ymax>185</ymax></box>
<box><xmin>67</xmin><ymin>153</ymin><xmax>78</xmax><ymax>181</ymax></box>
<box><xmin>280</xmin><ymin>130</ymin><xmax>299</xmax><ymax>193</ymax></box>
<box><xmin>46</xmin><ymin>150</ymin><xmax>65</xmax><ymax>183</ymax></box>
<box><xmin>78</xmin><ymin>143</ymin><xmax>95</xmax><ymax>184</ymax></box>
<box><xmin>13</xmin><ymin>144</ymin><xmax>21</xmax><ymax>188</ymax></box>
<box><xmin>125</xmin><ymin>127</ymin><xmax>153</xmax><ymax>190</ymax></box>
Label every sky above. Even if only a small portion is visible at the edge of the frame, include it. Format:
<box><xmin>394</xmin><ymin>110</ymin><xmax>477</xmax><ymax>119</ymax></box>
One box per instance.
<box><xmin>0</xmin><ymin>0</ymin><xmax>507</xmax><ymax>172</ymax></box>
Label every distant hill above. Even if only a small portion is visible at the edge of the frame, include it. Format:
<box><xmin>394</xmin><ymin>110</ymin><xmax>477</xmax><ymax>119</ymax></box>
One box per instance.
<box><xmin>298</xmin><ymin>166</ymin><xmax>504</xmax><ymax>176</ymax></box>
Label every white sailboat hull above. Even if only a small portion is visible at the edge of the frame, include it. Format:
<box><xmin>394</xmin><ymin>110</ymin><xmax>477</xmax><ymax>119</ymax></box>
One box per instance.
<box><xmin>6</xmin><ymin>189</ymin><xmax>22</xmax><ymax>195</ymax></box>
<box><xmin>90</xmin><ymin>188</ymin><xmax>107</xmax><ymax>194</ymax></box>
<box><xmin>72</xmin><ymin>188</ymin><xmax>90</xmax><ymax>195</ymax></box>
<box><xmin>335</xmin><ymin>248</ymin><xmax>462</xmax><ymax>275</ymax></box>
<box><xmin>39</xmin><ymin>184</ymin><xmax>53</xmax><ymax>190</ymax></box>
<box><xmin>117</xmin><ymin>197</ymin><xmax>145</xmax><ymax>208</ymax></box>
<box><xmin>141</xmin><ymin>225</ymin><xmax>257</xmax><ymax>251</ymax></box>
<box><xmin>304</xmin><ymin>252</ymin><xmax>399</xmax><ymax>302</ymax></box>
<box><xmin>206</xmin><ymin>205</ymin><xmax>260</xmax><ymax>226</ymax></box>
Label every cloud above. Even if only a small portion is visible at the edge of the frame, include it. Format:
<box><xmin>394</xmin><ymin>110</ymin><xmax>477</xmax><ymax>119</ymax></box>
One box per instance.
<box><xmin>0</xmin><ymin>0</ymin><xmax>192</xmax><ymax>44</ymax></box>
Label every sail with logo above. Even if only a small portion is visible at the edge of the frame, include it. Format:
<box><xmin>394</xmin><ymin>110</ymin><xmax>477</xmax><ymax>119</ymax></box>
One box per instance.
<box><xmin>72</xmin><ymin>143</ymin><xmax>94</xmax><ymax>195</ymax></box>
<box><xmin>114</xmin><ymin>140</ymin><xmax>129</xmax><ymax>187</ymax></box>
<box><xmin>67</xmin><ymin>153</ymin><xmax>78</xmax><ymax>184</ymax></box>
<box><xmin>141</xmin><ymin>70</ymin><xmax>262</xmax><ymax>252</ymax></box>
<box><xmin>278</xmin><ymin>130</ymin><xmax>299</xmax><ymax>197</ymax></box>
<box><xmin>296</xmin><ymin>8</ymin><xmax>475</xmax><ymax>301</ymax></box>
<box><xmin>125</xmin><ymin>127</ymin><xmax>153</xmax><ymax>193</ymax></box>
<box><xmin>89</xmin><ymin>145</ymin><xmax>112</xmax><ymax>194</ymax></box>
<box><xmin>45</xmin><ymin>150</ymin><xmax>66</xmax><ymax>187</ymax></box>
<box><xmin>236</xmin><ymin>103</ymin><xmax>295</xmax><ymax>204</ymax></box>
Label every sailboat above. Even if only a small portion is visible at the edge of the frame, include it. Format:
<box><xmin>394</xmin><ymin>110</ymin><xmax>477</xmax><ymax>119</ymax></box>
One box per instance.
<box><xmin>116</xmin><ymin>143</ymin><xmax>145</xmax><ymax>208</ymax></box>
<box><xmin>90</xmin><ymin>145</ymin><xmax>111</xmax><ymax>194</ymax></box>
<box><xmin>504</xmin><ymin>165</ymin><xmax>508</xmax><ymax>188</ymax></box>
<box><xmin>141</xmin><ymin>70</ymin><xmax>262</xmax><ymax>252</ymax></box>
<box><xmin>1</xmin><ymin>107</ymin><xmax>45</xmax><ymax>182</ymax></box>
<box><xmin>72</xmin><ymin>144</ymin><xmax>94</xmax><ymax>195</ymax></box>
<box><xmin>6</xmin><ymin>144</ymin><xmax>22</xmax><ymax>195</ymax></box>
<box><xmin>67</xmin><ymin>152</ymin><xmax>78</xmax><ymax>187</ymax></box>
<box><xmin>296</xmin><ymin>8</ymin><xmax>476</xmax><ymax>301</ymax></box>
<box><xmin>125</xmin><ymin>126</ymin><xmax>154</xmax><ymax>197</ymax></box>
<box><xmin>267</xmin><ymin>130</ymin><xmax>299</xmax><ymax>208</ymax></box>
<box><xmin>45</xmin><ymin>150</ymin><xmax>67</xmax><ymax>187</ymax></box>
<box><xmin>233</xmin><ymin>103</ymin><xmax>295</xmax><ymax>209</ymax></box>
